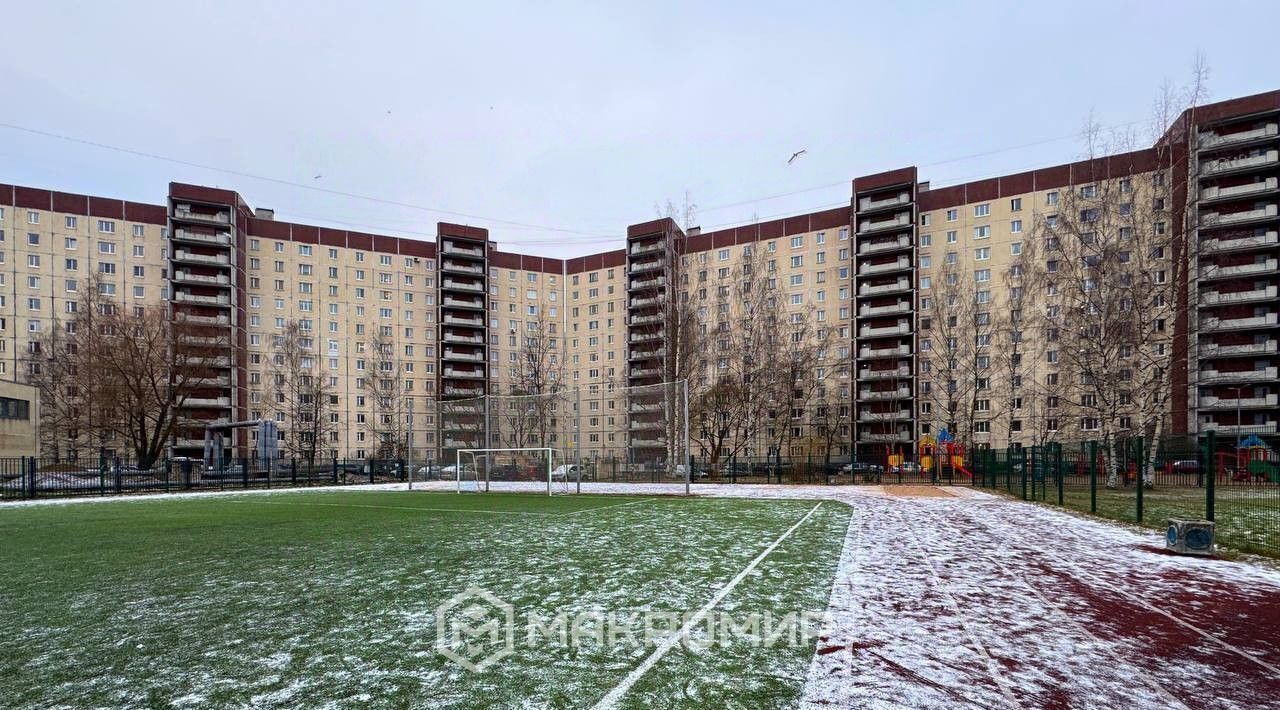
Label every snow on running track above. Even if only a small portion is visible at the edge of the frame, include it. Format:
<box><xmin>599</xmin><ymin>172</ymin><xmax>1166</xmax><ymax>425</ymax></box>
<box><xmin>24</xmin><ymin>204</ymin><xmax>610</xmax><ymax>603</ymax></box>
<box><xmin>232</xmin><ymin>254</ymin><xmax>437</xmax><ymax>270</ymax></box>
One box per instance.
<box><xmin>6</xmin><ymin>480</ymin><xmax>1280</xmax><ymax>707</ymax></box>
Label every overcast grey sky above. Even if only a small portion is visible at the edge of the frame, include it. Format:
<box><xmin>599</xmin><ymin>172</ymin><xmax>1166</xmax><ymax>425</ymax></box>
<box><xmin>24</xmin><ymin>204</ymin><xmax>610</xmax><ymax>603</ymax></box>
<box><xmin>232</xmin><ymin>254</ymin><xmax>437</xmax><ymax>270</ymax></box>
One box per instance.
<box><xmin>2</xmin><ymin>1</ymin><xmax>1277</xmax><ymax>258</ymax></box>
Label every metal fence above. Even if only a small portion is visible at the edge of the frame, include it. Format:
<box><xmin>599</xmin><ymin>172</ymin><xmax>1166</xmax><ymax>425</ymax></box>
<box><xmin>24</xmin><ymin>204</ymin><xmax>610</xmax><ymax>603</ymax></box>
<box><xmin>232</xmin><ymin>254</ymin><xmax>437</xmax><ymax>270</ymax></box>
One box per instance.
<box><xmin>967</xmin><ymin>428</ymin><xmax>1280</xmax><ymax>556</ymax></box>
<box><xmin>0</xmin><ymin>456</ymin><xmax>429</xmax><ymax>500</ymax></box>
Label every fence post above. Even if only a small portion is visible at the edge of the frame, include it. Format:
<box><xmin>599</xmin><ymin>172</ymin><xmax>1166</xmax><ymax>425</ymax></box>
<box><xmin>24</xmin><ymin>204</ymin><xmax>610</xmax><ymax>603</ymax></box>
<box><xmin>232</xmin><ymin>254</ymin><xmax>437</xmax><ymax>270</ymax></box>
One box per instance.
<box><xmin>1021</xmin><ymin>448</ymin><xmax>1028</xmax><ymax>500</ymax></box>
<box><xmin>1205</xmin><ymin>430</ymin><xmax>1216</xmax><ymax>522</ymax></box>
<box><xmin>291</xmin><ymin>458</ymin><xmax>298</xmax><ymax>486</ymax></box>
<box><xmin>265</xmin><ymin>457</ymin><xmax>272</xmax><ymax>489</ymax></box>
<box><xmin>1055</xmin><ymin>443</ymin><xmax>1064</xmax><ymax>506</ymax></box>
<box><xmin>1089</xmin><ymin>440</ymin><xmax>1098</xmax><ymax>514</ymax></box>
<box><xmin>1135</xmin><ymin>436</ymin><xmax>1145</xmax><ymax>524</ymax></box>
<box><xmin>242</xmin><ymin>457</ymin><xmax>249</xmax><ymax>489</ymax></box>
<box><xmin>332</xmin><ymin>453</ymin><xmax>339</xmax><ymax>484</ymax></box>
<box><xmin>731</xmin><ymin>454</ymin><xmax>737</xmax><ymax>485</ymax></box>
<box><xmin>165</xmin><ymin>459</ymin><xmax>171</xmax><ymax>493</ymax></box>
<box><xmin>368</xmin><ymin>458</ymin><xmax>374</xmax><ymax>485</ymax></box>
<box><xmin>21</xmin><ymin>456</ymin><xmax>29</xmax><ymax>499</ymax></box>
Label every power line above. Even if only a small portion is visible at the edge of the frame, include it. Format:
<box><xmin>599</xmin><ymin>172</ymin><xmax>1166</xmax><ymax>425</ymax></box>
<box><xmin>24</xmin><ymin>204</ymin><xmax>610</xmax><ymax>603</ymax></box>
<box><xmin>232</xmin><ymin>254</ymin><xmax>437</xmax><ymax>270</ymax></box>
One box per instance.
<box><xmin>0</xmin><ymin>121</ymin><xmax>622</xmax><ymax>239</ymax></box>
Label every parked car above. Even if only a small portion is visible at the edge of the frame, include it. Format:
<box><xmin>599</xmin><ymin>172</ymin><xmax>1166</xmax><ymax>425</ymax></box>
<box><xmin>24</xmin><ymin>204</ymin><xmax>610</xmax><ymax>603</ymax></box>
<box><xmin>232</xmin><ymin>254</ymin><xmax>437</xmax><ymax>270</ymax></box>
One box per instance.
<box><xmin>441</xmin><ymin>464</ymin><xmax>477</xmax><ymax>477</ymax></box>
<box><xmin>889</xmin><ymin>461</ymin><xmax>922</xmax><ymax>475</ymax></box>
<box><xmin>673</xmin><ymin>464</ymin><xmax>709</xmax><ymax>479</ymax></box>
<box><xmin>415</xmin><ymin>463</ymin><xmax>443</xmax><ymax>478</ymax></box>
<box><xmin>839</xmin><ymin>462</ymin><xmax>884</xmax><ymax>480</ymax></box>
<box><xmin>550</xmin><ymin>464</ymin><xmax>585</xmax><ymax>481</ymax></box>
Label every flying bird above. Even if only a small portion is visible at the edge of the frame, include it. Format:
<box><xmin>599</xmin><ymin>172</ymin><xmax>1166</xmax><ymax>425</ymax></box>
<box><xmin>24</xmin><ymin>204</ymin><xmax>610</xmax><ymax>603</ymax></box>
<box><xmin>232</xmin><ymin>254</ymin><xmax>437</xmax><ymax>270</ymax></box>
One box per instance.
<box><xmin>787</xmin><ymin>149</ymin><xmax>807</xmax><ymax>165</ymax></box>
<box><xmin>313</xmin><ymin>175</ymin><xmax>323</xmax><ymax>180</ymax></box>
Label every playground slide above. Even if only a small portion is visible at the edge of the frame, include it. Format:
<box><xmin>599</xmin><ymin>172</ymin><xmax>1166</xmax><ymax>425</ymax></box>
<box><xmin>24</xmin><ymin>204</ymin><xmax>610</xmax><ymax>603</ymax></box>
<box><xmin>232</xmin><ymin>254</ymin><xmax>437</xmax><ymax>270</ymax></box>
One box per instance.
<box><xmin>955</xmin><ymin>466</ymin><xmax>973</xmax><ymax>479</ymax></box>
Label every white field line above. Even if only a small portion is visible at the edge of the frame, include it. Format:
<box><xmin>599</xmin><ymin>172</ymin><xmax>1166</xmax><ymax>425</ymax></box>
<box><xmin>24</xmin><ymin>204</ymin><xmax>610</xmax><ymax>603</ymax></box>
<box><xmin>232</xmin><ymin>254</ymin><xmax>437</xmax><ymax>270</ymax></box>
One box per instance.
<box><xmin>971</xmin><ymin>507</ymin><xmax>1280</xmax><ymax>680</ymax></box>
<box><xmin>557</xmin><ymin>497</ymin><xmax>654</xmax><ymax>517</ymax></box>
<box><xmin>243</xmin><ymin>499</ymin><xmax>558</xmax><ymax>516</ymax></box>
<box><xmin>895</xmin><ymin>505</ymin><xmax>1022</xmax><ymax>708</ymax></box>
<box><xmin>931</xmin><ymin>506</ymin><xmax>1193</xmax><ymax>710</ymax></box>
<box><xmin>591</xmin><ymin>501</ymin><xmax>825</xmax><ymax>710</ymax></box>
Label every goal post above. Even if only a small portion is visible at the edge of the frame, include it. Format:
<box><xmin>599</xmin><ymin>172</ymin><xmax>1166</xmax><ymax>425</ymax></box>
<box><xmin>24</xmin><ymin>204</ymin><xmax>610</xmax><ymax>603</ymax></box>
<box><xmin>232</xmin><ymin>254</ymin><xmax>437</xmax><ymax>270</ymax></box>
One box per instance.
<box><xmin>457</xmin><ymin>447</ymin><xmax>562</xmax><ymax>495</ymax></box>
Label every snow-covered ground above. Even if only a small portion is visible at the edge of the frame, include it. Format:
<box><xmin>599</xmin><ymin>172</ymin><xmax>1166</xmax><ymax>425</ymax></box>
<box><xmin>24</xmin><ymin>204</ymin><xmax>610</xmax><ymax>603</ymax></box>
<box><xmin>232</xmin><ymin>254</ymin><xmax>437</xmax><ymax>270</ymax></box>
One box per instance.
<box><xmin>6</xmin><ymin>480</ymin><xmax>1279</xmax><ymax>708</ymax></box>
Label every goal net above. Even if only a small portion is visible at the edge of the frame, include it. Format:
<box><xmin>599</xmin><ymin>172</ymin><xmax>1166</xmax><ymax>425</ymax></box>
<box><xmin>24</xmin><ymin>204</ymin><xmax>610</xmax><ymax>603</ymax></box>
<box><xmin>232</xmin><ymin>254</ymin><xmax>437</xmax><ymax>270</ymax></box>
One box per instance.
<box><xmin>436</xmin><ymin>380</ymin><xmax>690</xmax><ymax>487</ymax></box>
<box><xmin>457</xmin><ymin>447</ymin><xmax>567</xmax><ymax>495</ymax></box>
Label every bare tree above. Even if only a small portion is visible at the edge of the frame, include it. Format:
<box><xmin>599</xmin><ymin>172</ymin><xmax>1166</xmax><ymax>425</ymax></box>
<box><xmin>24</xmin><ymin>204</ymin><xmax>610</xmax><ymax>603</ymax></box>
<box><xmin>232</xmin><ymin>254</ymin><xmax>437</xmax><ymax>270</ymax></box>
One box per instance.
<box><xmin>920</xmin><ymin>261</ymin><xmax>982</xmax><ymax>447</ymax></box>
<box><xmin>362</xmin><ymin>329</ymin><xmax>407</xmax><ymax>459</ymax></box>
<box><xmin>269</xmin><ymin>320</ymin><xmax>335</xmax><ymax>467</ymax></box>
<box><xmin>23</xmin><ymin>317</ymin><xmax>89</xmax><ymax>460</ymax></box>
<box><xmin>503</xmin><ymin>313</ymin><xmax>567</xmax><ymax>449</ymax></box>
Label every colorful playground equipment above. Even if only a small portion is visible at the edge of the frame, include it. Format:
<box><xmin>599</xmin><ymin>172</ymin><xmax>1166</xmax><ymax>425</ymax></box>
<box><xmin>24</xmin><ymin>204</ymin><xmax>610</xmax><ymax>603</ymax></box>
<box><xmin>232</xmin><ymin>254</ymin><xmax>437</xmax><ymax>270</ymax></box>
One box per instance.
<box><xmin>921</xmin><ymin>430</ymin><xmax>972</xmax><ymax>479</ymax></box>
<box><xmin>1218</xmin><ymin>435</ymin><xmax>1279</xmax><ymax>483</ymax></box>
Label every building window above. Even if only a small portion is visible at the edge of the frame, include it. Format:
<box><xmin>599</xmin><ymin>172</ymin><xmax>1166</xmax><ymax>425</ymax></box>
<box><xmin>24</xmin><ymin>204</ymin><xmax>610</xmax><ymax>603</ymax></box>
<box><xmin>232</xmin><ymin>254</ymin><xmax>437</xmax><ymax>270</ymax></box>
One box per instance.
<box><xmin>1010</xmin><ymin>219</ymin><xmax>1022</xmax><ymax>234</ymax></box>
<box><xmin>1010</xmin><ymin>197</ymin><xmax>1022</xmax><ymax>212</ymax></box>
<box><xmin>974</xmin><ymin>204</ymin><xmax>990</xmax><ymax>217</ymax></box>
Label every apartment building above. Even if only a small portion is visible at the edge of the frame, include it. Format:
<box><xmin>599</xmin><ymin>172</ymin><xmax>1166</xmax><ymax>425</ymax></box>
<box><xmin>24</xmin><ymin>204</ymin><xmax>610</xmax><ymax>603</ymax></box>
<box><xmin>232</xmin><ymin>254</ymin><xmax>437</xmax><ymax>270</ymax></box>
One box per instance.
<box><xmin>1</xmin><ymin>88</ymin><xmax>1276</xmax><ymax>465</ymax></box>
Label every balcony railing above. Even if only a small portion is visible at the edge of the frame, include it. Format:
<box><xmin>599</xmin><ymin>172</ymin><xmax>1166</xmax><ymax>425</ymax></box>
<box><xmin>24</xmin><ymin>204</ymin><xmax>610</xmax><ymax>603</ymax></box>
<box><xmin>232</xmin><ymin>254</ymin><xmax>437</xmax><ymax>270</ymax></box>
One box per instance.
<box><xmin>442</xmin><ymin>331</ymin><xmax>484</xmax><ymax>344</ymax></box>
<box><xmin>172</xmin><ymin>229</ymin><xmax>231</xmax><ymax>246</ymax></box>
<box><xmin>1199</xmin><ymin>421</ymin><xmax>1278</xmax><ymax>435</ymax></box>
<box><xmin>1201</xmin><ymin>258</ymin><xmax>1278</xmax><ymax>280</ymax></box>
<box><xmin>1200</xmin><ymin>150</ymin><xmax>1279</xmax><ymax>176</ymax></box>
<box><xmin>858</xmin><ymin>301</ymin><xmax>912</xmax><ymax>317</ymax></box>
<box><xmin>443</xmin><ymin>314</ymin><xmax>484</xmax><ymax>327</ymax></box>
<box><xmin>443</xmin><ymin>368</ymin><xmax>485</xmax><ymax>379</ymax></box>
<box><xmin>858</xmin><ymin>235</ymin><xmax>912</xmax><ymax>256</ymax></box>
<box><xmin>629</xmin><ymin>348</ymin><xmax>665</xmax><ymax>361</ymax></box>
<box><xmin>857</xmin><ymin>212</ymin><xmax>911</xmax><ymax>235</ymax></box>
<box><xmin>1199</xmin><ymin>204</ymin><xmax>1278</xmax><ymax>228</ymax></box>
<box><xmin>629</xmin><ymin>241</ymin><xmax>663</xmax><ymax>256</ymax></box>
<box><xmin>1199</xmin><ymin>366</ymin><xmax>1279</xmax><ymax>383</ymax></box>
<box><xmin>176</xmin><ymin>313</ymin><xmax>229</xmax><ymax>326</ymax></box>
<box><xmin>173</xmin><ymin>271</ymin><xmax>231</xmax><ymax>286</ymax></box>
<box><xmin>1199</xmin><ymin>339</ymin><xmax>1277</xmax><ymax>357</ymax></box>
<box><xmin>442</xmin><ymin>242</ymin><xmax>484</xmax><ymax>258</ymax></box>
<box><xmin>630</xmin><ymin>296</ymin><xmax>660</xmax><ymax>308</ymax></box>
<box><xmin>184</xmin><ymin>397</ymin><xmax>231</xmax><ymax>408</ymax></box>
<box><xmin>859</xmin><ymin>322</ymin><xmax>911</xmax><ymax>338</ymax></box>
<box><xmin>442</xmin><ymin>279</ymin><xmax>484</xmax><ymax>293</ymax></box>
<box><xmin>1200</xmin><ymin>230</ymin><xmax>1278</xmax><ymax>254</ymax></box>
<box><xmin>857</xmin><ymin>367</ymin><xmax>911</xmax><ymax>381</ymax></box>
<box><xmin>1199</xmin><ymin>394</ymin><xmax>1279</xmax><ymax>410</ymax></box>
<box><xmin>630</xmin><ymin>313</ymin><xmax>662</xmax><ymax>326</ymax></box>
<box><xmin>858</xmin><ymin>192</ymin><xmax>911</xmax><ymax>212</ymax></box>
<box><xmin>1200</xmin><ymin>177</ymin><xmax>1278</xmax><ymax>202</ymax></box>
<box><xmin>858</xmin><ymin>279</ymin><xmax>911</xmax><ymax>297</ymax></box>
<box><xmin>442</xmin><ymin>296</ymin><xmax>484</xmax><ymax>309</ymax></box>
<box><xmin>173</xmin><ymin>206</ymin><xmax>230</xmax><ymax>224</ymax></box>
<box><xmin>174</xmin><ymin>292</ymin><xmax>231</xmax><ymax>306</ymax></box>
<box><xmin>1201</xmin><ymin>286</ymin><xmax>1278</xmax><ymax>305</ymax></box>
<box><xmin>630</xmin><ymin>367</ymin><xmax>661</xmax><ymax>378</ymax></box>
<box><xmin>629</xmin><ymin>258</ymin><xmax>664</xmax><ymax>274</ymax></box>
<box><xmin>173</xmin><ymin>250</ymin><xmax>231</xmax><ymax>267</ymax></box>
<box><xmin>443</xmin><ymin>350</ymin><xmax>484</xmax><ymax>362</ymax></box>
<box><xmin>857</xmin><ymin>431</ymin><xmax>913</xmax><ymax>443</ymax></box>
<box><xmin>440</xmin><ymin>260</ymin><xmax>484</xmax><ymax>275</ymax></box>
<box><xmin>859</xmin><ymin>258</ymin><xmax>911</xmax><ymax>276</ymax></box>
<box><xmin>1199</xmin><ymin>123</ymin><xmax>1278</xmax><ymax>150</ymax></box>
<box><xmin>630</xmin><ymin>276</ymin><xmax>666</xmax><ymax>290</ymax></box>
<box><xmin>857</xmin><ymin>387</ymin><xmax>912</xmax><ymax>401</ymax></box>
<box><xmin>859</xmin><ymin>344</ymin><xmax>912</xmax><ymax>359</ymax></box>
<box><xmin>858</xmin><ymin>410</ymin><xmax>912</xmax><ymax>422</ymax></box>
<box><xmin>1200</xmin><ymin>312</ymin><xmax>1279</xmax><ymax>332</ymax></box>
<box><xmin>629</xmin><ymin>331</ymin><xmax>662</xmax><ymax>343</ymax></box>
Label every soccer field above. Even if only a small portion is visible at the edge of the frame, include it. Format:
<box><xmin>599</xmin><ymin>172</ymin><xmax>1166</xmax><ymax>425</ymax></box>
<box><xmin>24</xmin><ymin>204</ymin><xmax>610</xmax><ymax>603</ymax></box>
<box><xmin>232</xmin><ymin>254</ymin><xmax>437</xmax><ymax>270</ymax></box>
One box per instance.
<box><xmin>0</xmin><ymin>490</ymin><xmax>850</xmax><ymax>709</ymax></box>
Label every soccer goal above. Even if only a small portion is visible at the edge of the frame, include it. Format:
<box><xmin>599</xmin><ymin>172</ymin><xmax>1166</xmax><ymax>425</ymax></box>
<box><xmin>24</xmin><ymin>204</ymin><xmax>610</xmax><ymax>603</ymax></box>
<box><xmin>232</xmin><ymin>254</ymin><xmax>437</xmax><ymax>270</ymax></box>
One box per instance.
<box><xmin>457</xmin><ymin>447</ymin><xmax>574</xmax><ymax>495</ymax></box>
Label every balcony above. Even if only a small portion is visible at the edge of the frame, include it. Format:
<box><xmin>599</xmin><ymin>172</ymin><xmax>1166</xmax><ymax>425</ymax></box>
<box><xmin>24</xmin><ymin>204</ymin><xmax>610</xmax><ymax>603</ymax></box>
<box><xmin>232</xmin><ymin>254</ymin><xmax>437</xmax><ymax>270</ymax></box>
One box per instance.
<box><xmin>443</xmin><ymin>386</ymin><xmax>485</xmax><ymax>398</ymax></box>
<box><xmin>1199</xmin><ymin>394</ymin><xmax>1279</xmax><ymax>410</ymax></box>
<box><xmin>442</xmin><ymin>349</ymin><xmax>484</xmax><ymax>362</ymax></box>
<box><xmin>629</xmin><ymin>348</ymin><xmax>664</xmax><ymax>361</ymax></box>
<box><xmin>629</xmin><ymin>420</ymin><xmax>664</xmax><ymax>431</ymax></box>
<box><xmin>630</xmin><ymin>276</ymin><xmax>666</xmax><ymax>291</ymax></box>
<box><xmin>172</xmin><ymin>250</ymin><xmax>231</xmax><ymax>267</ymax></box>
<box><xmin>859</xmin><ymin>258</ymin><xmax>912</xmax><ymax>277</ymax></box>
<box><xmin>629</xmin><ymin>258</ymin><xmax>663</xmax><ymax>274</ymax></box>
<box><xmin>1199</xmin><ymin>339</ymin><xmax>1277</xmax><ymax>357</ymax></box>
<box><xmin>178</xmin><ymin>334</ymin><xmax>226</xmax><ymax>347</ymax></box>
<box><xmin>442</xmin><ymin>278</ymin><xmax>484</xmax><ymax>293</ymax></box>
<box><xmin>190</xmin><ymin>356</ymin><xmax>232</xmax><ymax>368</ymax></box>
<box><xmin>858</xmin><ymin>301</ymin><xmax>912</xmax><ymax>318</ymax></box>
<box><xmin>443</xmin><ymin>437</ymin><xmax>482</xmax><ymax>449</ymax></box>
<box><xmin>441</xmin><ymin>242</ymin><xmax>484</xmax><ymax>259</ymax></box>
<box><xmin>630</xmin><ymin>437</ymin><xmax>663</xmax><ymax>447</ymax></box>
<box><xmin>630</xmin><ymin>295</ymin><xmax>660</xmax><ymax>308</ymax></box>
<box><xmin>630</xmin><ymin>366</ymin><xmax>661</xmax><ymax>378</ymax></box>
<box><xmin>858</xmin><ymin>192</ymin><xmax>911</xmax><ymax>213</ymax></box>
<box><xmin>176</xmin><ymin>312</ymin><xmax>229</xmax><ymax>326</ymax></box>
<box><xmin>1200</xmin><ymin>421</ymin><xmax>1278</xmax><ymax>435</ymax></box>
<box><xmin>857</xmin><ymin>387</ymin><xmax>912</xmax><ymax>401</ymax></box>
<box><xmin>1202</xmin><ymin>286</ymin><xmax>1278</xmax><ymax>306</ymax></box>
<box><xmin>630</xmin><ymin>313</ymin><xmax>662</xmax><ymax>326</ymax></box>
<box><xmin>1199</xmin><ymin>366</ymin><xmax>1279</xmax><ymax>384</ymax></box>
<box><xmin>184</xmin><ymin>396</ymin><xmax>231</xmax><ymax>408</ymax></box>
<box><xmin>1199</xmin><ymin>123</ymin><xmax>1278</xmax><ymax>150</ymax></box>
<box><xmin>629</xmin><ymin>241</ymin><xmax>664</xmax><ymax>256</ymax></box>
<box><xmin>1201</xmin><ymin>259</ymin><xmax>1278</xmax><ymax>281</ymax></box>
<box><xmin>440</xmin><ymin>260</ymin><xmax>484</xmax><ymax>276</ymax></box>
<box><xmin>1199</xmin><ymin>204</ymin><xmax>1278</xmax><ymax>229</ymax></box>
<box><xmin>1200</xmin><ymin>150</ymin><xmax>1279</xmax><ymax>177</ymax></box>
<box><xmin>859</xmin><ymin>344</ymin><xmax>912</xmax><ymax>359</ymax></box>
<box><xmin>1200</xmin><ymin>312</ymin><xmax>1279</xmax><ymax>332</ymax></box>
<box><xmin>857</xmin><ymin>212</ymin><xmax>911</xmax><ymax>235</ymax></box>
<box><xmin>859</xmin><ymin>278</ymin><xmax>911</xmax><ymax>296</ymax></box>
<box><xmin>443</xmin><ymin>314</ymin><xmax>484</xmax><ymax>327</ymax></box>
<box><xmin>173</xmin><ymin>206</ymin><xmax>230</xmax><ymax>225</ymax></box>
<box><xmin>857</xmin><ymin>431</ymin><xmax>913</xmax><ymax>443</ymax></box>
<box><xmin>859</xmin><ymin>321</ymin><xmax>911</xmax><ymax>338</ymax></box>
<box><xmin>1200</xmin><ymin>230</ymin><xmax>1278</xmax><ymax>254</ymax></box>
<box><xmin>174</xmin><ymin>291</ymin><xmax>231</xmax><ymax>307</ymax></box>
<box><xmin>1201</xmin><ymin>177</ymin><xmax>1278</xmax><ymax>203</ymax></box>
<box><xmin>628</xmin><ymin>401</ymin><xmax>664</xmax><ymax>413</ymax></box>
<box><xmin>858</xmin><ymin>410</ymin><xmax>912</xmax><ymax>422</ymax></box>
<box><xmin>857</xmin><ymin>366</ymin><xmax>910</xmax><ymax>381</ymax></box>
<box><xmin>629</xmin><ymin>330</ymin><xmax>662</xmax><ymax>343</ymax></box>
<box><xmin>443</xmin><ymin>368</ymin><xmax>485</xmax><ymax>380</ymax></box>
<box><xmin>442</xmin><ymin>331</ymin><xmax>484</xmax><ymax>344</ymax></box>
<box><xmin>858</xmin><ymin>235</ymin><xmax>912</xmax><ymax>256</ymax></box>
<box><xmin>172</xmin><ymin>229</ymin><xmax>231</xmax><ymax>247</ymax></box>
<box><xmin>442</xmin><ymin>296</ymin><xmax>484</xmax><ymax>310</ymax></box>
<box><xmin>173</xmin><ymin>270</ymin><xmax>231</xmax><ymax>287</ymax></box>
